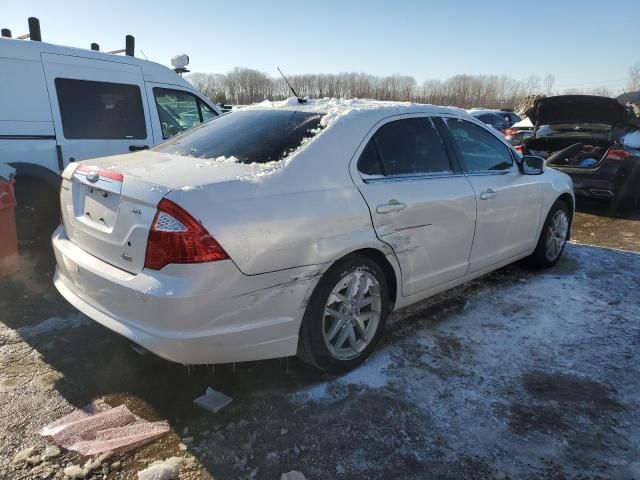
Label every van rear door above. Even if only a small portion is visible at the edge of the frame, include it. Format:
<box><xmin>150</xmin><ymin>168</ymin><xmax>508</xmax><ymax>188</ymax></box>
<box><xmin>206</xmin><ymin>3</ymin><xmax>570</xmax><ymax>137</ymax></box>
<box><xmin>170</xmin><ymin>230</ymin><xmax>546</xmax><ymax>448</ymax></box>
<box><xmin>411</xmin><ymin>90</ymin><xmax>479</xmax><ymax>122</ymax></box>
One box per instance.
<box><xmin>41</xmin><ymin>54</ymin><xmax>153</xmax><ymax>167</ymax></box>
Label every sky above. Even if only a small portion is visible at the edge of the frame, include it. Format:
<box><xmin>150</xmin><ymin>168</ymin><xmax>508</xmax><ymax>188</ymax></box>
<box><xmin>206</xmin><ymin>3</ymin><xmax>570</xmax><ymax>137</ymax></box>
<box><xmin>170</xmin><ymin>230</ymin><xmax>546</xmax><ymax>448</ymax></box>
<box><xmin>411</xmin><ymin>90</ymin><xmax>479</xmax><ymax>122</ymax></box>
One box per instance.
<box><xmin>4</xmin><ymin>0</ymin><xmax>639</xmax><ymax>93</ymax></box>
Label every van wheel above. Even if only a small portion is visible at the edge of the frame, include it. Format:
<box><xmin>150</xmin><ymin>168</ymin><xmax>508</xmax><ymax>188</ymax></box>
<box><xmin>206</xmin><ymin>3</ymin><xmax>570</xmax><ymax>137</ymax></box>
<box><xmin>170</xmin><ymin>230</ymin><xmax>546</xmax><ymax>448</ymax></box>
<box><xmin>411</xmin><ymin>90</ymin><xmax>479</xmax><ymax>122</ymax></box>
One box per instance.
<box><xmin>297</xmin><ymin>255</ymin><xmax>390</xmax><ymax>373</ymax></box>
<box><xmin>14</xmin><ymin>176</ymin><xmax>60</xmax><ymax>247</ymax></box>
<box><xmin>525</xmin><ymin>199</ymin><xmax>570</xmax><ymax>268</ymax></box>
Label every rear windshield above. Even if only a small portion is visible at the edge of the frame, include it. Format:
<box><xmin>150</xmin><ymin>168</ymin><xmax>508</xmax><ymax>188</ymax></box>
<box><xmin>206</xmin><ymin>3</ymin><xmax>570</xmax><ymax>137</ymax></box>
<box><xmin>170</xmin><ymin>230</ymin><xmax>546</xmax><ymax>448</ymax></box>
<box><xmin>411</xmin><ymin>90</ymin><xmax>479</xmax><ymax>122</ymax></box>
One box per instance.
<box><xmin>153</xmin><ymin>109</ymin><xmax>323</xmax><ymax>164</ymax></box>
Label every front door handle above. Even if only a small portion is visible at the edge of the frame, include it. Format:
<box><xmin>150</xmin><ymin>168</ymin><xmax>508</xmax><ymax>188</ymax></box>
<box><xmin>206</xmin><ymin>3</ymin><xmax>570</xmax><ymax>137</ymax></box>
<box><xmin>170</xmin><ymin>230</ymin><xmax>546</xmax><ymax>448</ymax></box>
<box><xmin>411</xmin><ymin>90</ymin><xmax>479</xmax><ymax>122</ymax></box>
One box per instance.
<box><xmin>129</xmin><ymin>145</ymin><xmax>150</xmax><ymax>152</ymax></box>
<box><xmin>479</xmin><ymin>188</ymin><xmax>497</xmax><ymax>200</ymax></box>
<box><xmin>376</xmin><ymin>199</ymin><xmax>407</xmax><ymax>214</ymax></box>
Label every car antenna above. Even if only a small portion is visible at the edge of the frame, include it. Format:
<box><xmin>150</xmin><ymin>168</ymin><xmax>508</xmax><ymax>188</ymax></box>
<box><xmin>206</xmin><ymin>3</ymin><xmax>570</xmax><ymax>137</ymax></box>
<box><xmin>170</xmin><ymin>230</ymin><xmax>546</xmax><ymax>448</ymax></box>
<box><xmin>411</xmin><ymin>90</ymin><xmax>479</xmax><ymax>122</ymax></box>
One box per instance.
<box><xmin>277</xmin><ymin>67</ymin><xmax>306</xmax><ymax>104</ymax></box>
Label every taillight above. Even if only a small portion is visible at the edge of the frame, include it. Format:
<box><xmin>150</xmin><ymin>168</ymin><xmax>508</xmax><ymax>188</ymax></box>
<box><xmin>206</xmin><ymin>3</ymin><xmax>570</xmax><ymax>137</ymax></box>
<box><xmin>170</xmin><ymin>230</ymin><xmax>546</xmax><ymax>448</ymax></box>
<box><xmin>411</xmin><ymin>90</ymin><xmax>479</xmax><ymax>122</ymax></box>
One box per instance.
<box><xmin>514</xmin><ymin>145</ymin><xmax>524</xmax><ymax>155</ymax></box>
<box><xmin>606</xmin><ymin>149</ymin><xmax>630</xmax><ymax>161</ymax></box>
<box><xmin>144</xmin><ymin>198</ymin><xmax>229</xmax><ymax>270</ymax></box>
<box><xmin>505</xmin><ymin>128</ymin><xmax>517</xmax><ymax>138</ymax></box>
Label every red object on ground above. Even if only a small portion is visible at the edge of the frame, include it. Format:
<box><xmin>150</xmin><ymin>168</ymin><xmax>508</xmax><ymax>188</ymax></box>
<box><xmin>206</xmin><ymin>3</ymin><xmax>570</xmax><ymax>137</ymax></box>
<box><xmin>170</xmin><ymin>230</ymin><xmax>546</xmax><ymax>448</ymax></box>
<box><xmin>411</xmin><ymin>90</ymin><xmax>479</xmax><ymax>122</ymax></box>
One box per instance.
<box><xmin>0</xmin><ymin>177</ymin><xmax>18</xmax><ymax>277</ymax></box>
<box><xmin>40</xmin><ymin>399</ymin><xmax>171</xmax><ymax>456</ymax></box>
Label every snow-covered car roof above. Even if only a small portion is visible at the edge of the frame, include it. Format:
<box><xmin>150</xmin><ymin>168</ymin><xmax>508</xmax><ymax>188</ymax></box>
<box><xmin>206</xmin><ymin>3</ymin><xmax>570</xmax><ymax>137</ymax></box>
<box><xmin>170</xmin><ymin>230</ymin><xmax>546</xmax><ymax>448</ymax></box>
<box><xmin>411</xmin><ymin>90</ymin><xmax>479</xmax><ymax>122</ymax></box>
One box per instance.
<box><xmin>244</xmin><ymin>97</ymin><xmax>470</xmax><ymax>132</ymax></box>
<box><xmin>466</xmin><ymin>109</ymin><xmax>498</xmax><ymax>115</ymax></box>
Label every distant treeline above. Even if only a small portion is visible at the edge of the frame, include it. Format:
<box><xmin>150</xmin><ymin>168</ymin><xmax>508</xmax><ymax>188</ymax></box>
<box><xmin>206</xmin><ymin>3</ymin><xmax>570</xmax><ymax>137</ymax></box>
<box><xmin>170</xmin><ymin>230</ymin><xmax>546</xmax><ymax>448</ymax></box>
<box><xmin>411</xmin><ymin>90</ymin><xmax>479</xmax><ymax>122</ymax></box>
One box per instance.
<box><xmin>187</xmin><ymin>68</ymin><xmax>615</xmax><ymax>108</ymax></box>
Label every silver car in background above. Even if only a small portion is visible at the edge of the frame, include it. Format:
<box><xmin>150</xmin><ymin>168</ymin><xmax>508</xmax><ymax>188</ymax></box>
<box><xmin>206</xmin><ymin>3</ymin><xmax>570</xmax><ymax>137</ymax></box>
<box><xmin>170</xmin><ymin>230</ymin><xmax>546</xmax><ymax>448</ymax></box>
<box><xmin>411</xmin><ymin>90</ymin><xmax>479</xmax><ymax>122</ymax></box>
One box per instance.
<box><xmin>53</xmin><ymin>98</ymin><xmax>574</xmax><ymax>372</ymax></box>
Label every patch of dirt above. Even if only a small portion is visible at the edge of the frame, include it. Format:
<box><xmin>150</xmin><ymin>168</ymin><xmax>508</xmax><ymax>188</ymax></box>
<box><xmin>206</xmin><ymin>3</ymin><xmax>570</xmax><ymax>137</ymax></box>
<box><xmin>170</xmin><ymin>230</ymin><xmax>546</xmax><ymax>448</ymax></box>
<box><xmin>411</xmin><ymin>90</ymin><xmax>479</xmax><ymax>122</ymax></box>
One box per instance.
<box><xmin>506</xmin><ymin>403</ymin><xmax>570</xmax><ymax>434</ymax></box>
<box><xmin>572</xmin><ymin>199</ymin><xmax>640</xmax><ymax>253</ymax></box>
<box><xmin>522</xmin><ymin>372</ymin><xmax>621</xmax><ymax>410</ymax></box>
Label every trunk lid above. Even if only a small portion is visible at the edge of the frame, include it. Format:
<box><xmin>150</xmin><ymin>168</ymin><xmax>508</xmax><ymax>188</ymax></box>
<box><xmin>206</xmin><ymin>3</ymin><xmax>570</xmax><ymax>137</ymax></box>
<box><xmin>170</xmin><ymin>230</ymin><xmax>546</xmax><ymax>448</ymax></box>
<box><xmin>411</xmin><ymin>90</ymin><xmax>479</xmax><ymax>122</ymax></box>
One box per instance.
<box><xmin>60</xmin><ymin>151</ymin><xmax>262</xmax><ymax>274</ymax></box>
<box><xmin>526</xmin><ymin>95</ymin><xmax>629</xmax><ymax>127</ymax></box>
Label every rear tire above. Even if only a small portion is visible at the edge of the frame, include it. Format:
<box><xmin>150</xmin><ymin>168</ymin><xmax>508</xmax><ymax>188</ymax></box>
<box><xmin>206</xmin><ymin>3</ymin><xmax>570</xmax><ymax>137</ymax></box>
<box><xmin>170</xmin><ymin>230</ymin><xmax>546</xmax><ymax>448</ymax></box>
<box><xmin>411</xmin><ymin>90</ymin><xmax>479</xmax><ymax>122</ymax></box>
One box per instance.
<box><xmin>297</xmin><ymin>254</ymin><xmax>390</xmax><ymax>373</ymax></box>
<box><xmin>525</xmin><ymin>199</ymin><xmax>571</xmax><ymax>268</ymax></box>
<box><xmin>612</xmin><ymin>170</ymin><xmax>639</xmax><ymax>211</ymax></box>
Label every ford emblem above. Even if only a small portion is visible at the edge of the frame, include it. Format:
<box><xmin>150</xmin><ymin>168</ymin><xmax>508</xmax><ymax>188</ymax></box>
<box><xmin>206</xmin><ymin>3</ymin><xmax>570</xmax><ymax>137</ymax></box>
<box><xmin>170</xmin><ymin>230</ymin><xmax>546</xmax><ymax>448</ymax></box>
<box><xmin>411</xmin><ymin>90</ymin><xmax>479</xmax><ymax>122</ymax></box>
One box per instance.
<box><xmin>86</xmin><ymin>171</ymin><xmax>99</xmax><ymax>183</ymax></box>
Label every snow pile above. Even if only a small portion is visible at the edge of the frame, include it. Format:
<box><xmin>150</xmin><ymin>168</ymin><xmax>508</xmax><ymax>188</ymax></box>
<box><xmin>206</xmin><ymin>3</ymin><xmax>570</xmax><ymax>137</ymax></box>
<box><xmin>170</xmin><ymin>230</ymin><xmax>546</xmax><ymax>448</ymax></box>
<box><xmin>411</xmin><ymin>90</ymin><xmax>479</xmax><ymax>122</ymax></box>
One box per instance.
<box><xmin>622</xmin><ymin>130</ymin><xmax>640</xmax><ymax>148</ymax></box>
<box><xmin>137</xmin><ymin>457</ymin><xmax>183</xmax><ymax>480</ymax></box>
<box><xmin>17</xmin><ymin>314</ymin><xmax>89</xmax><ymax>339</ymax></box>
<box><xmin>195</xmin><ymin>156</ymin><xmax>241</xmax><ymax>167</ymax></box>
<box><xmin>246</xmin><ymin>97</ymin><xmax>433</xmax><ymax>134</ymax></box>
<box><xmin>290</xmin><ymin>350</ymin><xmax>394</xmax><ymax>403</ymax></box>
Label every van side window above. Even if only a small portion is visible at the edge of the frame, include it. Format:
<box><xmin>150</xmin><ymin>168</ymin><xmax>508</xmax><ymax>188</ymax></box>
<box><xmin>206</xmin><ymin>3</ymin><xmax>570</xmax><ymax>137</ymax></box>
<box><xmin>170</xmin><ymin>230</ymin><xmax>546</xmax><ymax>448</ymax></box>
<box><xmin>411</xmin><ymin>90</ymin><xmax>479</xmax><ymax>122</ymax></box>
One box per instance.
<box><xmin>153</xmin><ymin>88</ymin><xmax>218</xmax><ymax>139</ymax></box>
<box><xmin>199</xmin><ymin>101</ymin><xmax>218</xmax><ymax>123</ymax></box>
<box><xmin>54</xmin><ymin>79</ymin><xmax>147</xmax><ymax>140</ymax></box>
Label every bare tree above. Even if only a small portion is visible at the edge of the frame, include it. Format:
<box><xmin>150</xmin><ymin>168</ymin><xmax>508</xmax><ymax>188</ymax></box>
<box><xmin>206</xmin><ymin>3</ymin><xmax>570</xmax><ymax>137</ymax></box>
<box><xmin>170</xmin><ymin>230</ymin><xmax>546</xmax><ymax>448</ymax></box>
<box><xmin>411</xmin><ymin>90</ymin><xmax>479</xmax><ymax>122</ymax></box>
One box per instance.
<box><xmin>543</xmin><ymin>74</ymin><xmax>555</xmax><ymax>96</ymax></box>
<box><xmin>589</xmin><ymin>86</ymin><xmax>612</xmax><ymax>97</ymax></box>
<box><xmin>628</xmin><ymin>62</ymin><xmax>640</xmax><ymax>92</ymax></box>
<box><xmin>525</xmin><ymin>75</ymin><xmax>541</xmax><ymax>95</ymax></box>
<box><xmin>187</xmin><ymin>67</ymin><xmax>618</xmax><ymax>110</ymax></box>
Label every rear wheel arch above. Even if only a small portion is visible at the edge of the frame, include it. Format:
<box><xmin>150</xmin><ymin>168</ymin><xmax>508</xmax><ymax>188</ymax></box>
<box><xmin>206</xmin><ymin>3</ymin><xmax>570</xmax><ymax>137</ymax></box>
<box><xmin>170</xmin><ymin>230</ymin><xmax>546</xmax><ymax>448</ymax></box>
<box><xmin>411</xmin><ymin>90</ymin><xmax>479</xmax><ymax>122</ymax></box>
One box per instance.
<box><xmin>9</xmin><ymin>163</ymin><xmax>61</xmax><ymax>244</ymax></box>
<box><xmin>557</xmin><ymin>192</ymin><xmax>574</xmax><ymax>238</ymax></box>
<box><xmin>298</xmin><ymin>250</ymin><xmax>394</xmax><ymax>372</ymax></box>
<box><xmin>9</xmin><ymin>162</ymin><xmax>61</xmax><ymax>189</ymax></box>
<box><xmin>331</xmin><ymin>248</ymin><xmax>398</xmax><ymax>310</ymax></box>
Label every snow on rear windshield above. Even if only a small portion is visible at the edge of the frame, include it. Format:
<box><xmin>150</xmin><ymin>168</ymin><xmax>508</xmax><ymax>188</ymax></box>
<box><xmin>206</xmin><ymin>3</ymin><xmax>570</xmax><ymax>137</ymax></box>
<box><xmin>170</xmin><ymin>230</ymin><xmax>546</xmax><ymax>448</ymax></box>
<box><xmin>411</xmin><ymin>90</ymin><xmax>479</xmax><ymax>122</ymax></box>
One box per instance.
<box><xmin>153</xmin><ymin>110</ymin><xmax>323</xmax><ymax>164</ymax></box>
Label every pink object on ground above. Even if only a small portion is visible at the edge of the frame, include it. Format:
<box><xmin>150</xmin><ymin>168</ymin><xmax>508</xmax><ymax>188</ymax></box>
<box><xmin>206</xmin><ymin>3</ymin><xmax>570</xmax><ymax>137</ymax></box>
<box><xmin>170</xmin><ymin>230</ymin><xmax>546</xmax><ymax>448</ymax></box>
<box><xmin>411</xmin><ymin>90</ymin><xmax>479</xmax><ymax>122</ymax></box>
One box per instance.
<box><xmin>40</xmin><ymin>399</ymin><xmax>170</xmax><ymax>456</ymax></box>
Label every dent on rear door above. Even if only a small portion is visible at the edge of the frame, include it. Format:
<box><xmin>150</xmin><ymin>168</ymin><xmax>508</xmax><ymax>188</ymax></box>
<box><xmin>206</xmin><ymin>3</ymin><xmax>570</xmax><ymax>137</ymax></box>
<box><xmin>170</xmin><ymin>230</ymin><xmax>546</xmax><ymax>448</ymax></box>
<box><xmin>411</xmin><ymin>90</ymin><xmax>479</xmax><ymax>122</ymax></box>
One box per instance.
<box><xmin>352</xmin><ymin>116</ymin><xmax>477</xmax><ymax>296</ymax></box>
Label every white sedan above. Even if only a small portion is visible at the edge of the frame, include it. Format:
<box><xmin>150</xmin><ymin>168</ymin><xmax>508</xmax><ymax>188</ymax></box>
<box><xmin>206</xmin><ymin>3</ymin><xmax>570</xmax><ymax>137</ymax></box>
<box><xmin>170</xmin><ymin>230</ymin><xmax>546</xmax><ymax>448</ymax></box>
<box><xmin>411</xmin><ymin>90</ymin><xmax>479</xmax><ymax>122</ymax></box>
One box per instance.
<box><xmin>52</xmin><ymin>98</ymin><xmax>574</xmax><ymax>372</ymax></box>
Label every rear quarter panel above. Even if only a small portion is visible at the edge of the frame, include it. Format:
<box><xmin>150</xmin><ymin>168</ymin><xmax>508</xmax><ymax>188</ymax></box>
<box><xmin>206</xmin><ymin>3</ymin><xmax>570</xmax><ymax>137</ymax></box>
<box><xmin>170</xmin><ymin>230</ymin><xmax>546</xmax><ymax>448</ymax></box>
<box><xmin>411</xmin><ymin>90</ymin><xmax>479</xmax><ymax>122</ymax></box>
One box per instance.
<box><xmin>539</xmin><ymin>168</ymin><xmax>575</xmax><ymax>231</ymax></box>
<box><xmin>166</xmin><ymin>178</ymin><xmax>380</xmax><ymax>276</ymax></box>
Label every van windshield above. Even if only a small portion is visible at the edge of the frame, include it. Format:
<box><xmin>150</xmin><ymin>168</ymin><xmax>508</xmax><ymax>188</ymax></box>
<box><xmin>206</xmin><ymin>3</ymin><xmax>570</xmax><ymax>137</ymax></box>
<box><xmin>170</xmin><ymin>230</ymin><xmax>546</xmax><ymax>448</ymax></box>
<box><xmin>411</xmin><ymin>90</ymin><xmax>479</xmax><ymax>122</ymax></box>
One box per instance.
<box><xmin>153</xmin><ymin>109</ymin><xmax>323</xmax><ymax>164</ymax></box>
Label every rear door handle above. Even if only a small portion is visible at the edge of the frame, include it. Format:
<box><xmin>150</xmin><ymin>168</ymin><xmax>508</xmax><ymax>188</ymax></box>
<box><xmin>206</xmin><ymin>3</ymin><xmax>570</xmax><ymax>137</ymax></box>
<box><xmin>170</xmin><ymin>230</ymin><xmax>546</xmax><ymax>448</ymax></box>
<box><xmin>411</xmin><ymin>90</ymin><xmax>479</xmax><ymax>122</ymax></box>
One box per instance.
<box><xmin>479</xmin><ymin>188</ymin><xmax>497</xmax><ymax>200</ymax></box>
<box><xmin>376</xmin><ymin>200</ymin><xmax>407</xmax><ymax>214</ymax></box>
<box><xmin>129</xmin><ymin>145</ymin><xmax>149</xmax><ymax>152</ymax></box>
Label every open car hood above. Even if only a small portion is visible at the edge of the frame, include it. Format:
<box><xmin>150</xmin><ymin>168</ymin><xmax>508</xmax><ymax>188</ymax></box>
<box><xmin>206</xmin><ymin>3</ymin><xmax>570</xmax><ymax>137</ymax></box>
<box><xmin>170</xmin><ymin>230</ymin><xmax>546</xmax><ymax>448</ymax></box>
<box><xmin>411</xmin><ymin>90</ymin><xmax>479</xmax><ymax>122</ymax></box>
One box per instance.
<box><xmin>526</xmin><ymin>95</ymin><xmax>630</xmax><ymax>127</ymax></box>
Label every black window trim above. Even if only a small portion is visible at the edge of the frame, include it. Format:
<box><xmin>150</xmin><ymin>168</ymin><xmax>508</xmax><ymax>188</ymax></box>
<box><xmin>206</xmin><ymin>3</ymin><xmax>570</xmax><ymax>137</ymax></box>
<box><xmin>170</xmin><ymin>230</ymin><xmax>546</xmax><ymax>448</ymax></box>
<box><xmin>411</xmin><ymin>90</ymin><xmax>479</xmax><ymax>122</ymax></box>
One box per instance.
<box><xmin>357</xmin><ymin>114</ymin><xmax>463</xmax><ymax>183</ymax></box>
<box><xmin>197</xmin><ymin>98</ymin><xmax>219</xmax><ymax>123</ymax></box>
<box><xmin>439</xmin><ymin>116</ymin><xmax>517</xmax><ymax>176</ymax></box>
<box><xmin>153</xmin><ymin>87</ymin><xmax>219</xmax><ymax>139</ymax></box>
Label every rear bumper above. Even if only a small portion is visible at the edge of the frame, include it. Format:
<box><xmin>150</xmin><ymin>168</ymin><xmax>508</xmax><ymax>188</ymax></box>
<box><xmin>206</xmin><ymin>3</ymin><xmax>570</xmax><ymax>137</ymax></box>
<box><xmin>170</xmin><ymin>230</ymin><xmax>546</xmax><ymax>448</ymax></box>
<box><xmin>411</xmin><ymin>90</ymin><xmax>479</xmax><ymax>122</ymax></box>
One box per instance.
<box><xmin>551</xmin><ymin>159</ymin><xmax>629</xmax><ymax>199</ymax></box>
<box><xmin>52</xmin><ymin>226</ymin><xmax>321</xmax><ymax>364</ymax></box>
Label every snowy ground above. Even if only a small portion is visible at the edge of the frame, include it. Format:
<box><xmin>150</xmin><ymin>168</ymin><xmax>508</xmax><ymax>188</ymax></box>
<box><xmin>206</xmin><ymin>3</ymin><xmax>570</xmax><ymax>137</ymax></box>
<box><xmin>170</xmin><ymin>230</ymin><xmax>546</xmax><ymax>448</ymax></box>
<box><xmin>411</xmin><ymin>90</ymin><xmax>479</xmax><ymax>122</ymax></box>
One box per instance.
<box><xmin>1</xmin><ymin>235</ymin><xmax>639</xmax><ymax>478</ymax></box>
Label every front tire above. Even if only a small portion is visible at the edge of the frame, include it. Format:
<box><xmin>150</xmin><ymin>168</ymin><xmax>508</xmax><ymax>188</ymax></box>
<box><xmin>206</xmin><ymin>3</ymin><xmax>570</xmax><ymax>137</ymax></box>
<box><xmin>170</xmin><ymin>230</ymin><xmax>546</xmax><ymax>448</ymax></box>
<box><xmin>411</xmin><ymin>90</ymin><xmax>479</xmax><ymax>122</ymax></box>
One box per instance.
<box><xmin>525</xmin><ymin>199</ymin><xmax>570</xmax><ymax>268</ymax></box>
<box><xmin>297</xmin><ymin>255</ymin><xmax>390</xmax><ymax>373</ymax></box>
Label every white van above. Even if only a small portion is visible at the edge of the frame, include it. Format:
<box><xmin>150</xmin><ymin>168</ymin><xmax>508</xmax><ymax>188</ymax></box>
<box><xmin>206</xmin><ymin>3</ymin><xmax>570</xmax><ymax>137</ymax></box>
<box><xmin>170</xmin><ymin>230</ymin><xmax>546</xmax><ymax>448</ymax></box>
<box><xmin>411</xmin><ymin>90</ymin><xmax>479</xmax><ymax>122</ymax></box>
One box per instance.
<box><xmin>0</xmin><ymin>25</ymin><xmax>221</xmax><ymax>193</ymax></box>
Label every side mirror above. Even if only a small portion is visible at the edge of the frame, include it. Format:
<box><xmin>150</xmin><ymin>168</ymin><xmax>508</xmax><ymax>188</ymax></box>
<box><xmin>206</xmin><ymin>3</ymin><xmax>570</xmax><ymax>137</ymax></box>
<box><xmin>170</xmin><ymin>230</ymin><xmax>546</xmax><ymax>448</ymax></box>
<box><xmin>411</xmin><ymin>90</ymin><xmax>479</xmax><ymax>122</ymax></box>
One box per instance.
<box><xmin>521</xmin><ymin>155</ymin><xmax>545</xmax><ymax>175</ymax></box>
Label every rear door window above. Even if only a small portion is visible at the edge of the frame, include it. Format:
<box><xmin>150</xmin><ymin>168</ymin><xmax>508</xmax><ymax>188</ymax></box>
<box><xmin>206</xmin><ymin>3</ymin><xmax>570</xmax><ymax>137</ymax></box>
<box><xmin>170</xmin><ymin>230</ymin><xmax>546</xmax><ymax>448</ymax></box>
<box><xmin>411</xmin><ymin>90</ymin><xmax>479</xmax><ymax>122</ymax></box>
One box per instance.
<box><xmin>444</xmin><ymin>118</ymin><xmax>514</xmax><ymax>172</ymax></box>
<box><xmin>153</xmin><ymin>88</ymin><xmax>218</xmax><ymax>139</ymax></box>
<box><xmin>358</xmin><ymin>117</ymin><xmax>454</xmax><ymax>177</ymax></box>
<box><xmin>54</xmin><ymin>78</ymin><xmax>146</xmax><ymax>139</ymax></box>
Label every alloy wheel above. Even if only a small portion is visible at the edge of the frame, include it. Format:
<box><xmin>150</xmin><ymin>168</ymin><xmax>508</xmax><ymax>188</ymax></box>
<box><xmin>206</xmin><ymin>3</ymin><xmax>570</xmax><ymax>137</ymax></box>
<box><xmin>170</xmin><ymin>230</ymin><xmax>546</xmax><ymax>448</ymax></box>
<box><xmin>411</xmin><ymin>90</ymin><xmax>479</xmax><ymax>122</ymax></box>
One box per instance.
<box><xmin>322</xmin><ymin>269</ymin><xmax>382</xmax><ymax>360</ymax></box>
<box><xmin>545</xmin><ymin>210</ymin><xmax>569</xmax><ymax>262</ymax></box>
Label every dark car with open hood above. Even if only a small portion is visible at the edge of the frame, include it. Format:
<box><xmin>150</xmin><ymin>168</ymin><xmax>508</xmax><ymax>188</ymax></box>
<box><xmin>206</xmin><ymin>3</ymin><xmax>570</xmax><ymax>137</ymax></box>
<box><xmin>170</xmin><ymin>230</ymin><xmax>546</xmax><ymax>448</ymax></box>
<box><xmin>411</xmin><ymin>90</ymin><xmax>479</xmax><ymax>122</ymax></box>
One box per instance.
<box><xmin>522</xmin><ymin>95</ymin><xmax>640</xmax><ymax>208</ymax></box>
